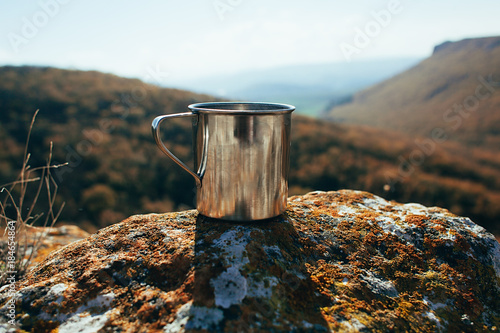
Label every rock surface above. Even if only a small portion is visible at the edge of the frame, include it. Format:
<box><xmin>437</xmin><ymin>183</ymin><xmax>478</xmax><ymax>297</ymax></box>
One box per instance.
<box><xmin>23</xmin><ymin>225</ymin><xmax>90</xmax><ymax>269</ymax></box>
<box><xmin>1</xmin><ymin>190</ymin><xmax>499</xmax><ymax>332</ymax></box>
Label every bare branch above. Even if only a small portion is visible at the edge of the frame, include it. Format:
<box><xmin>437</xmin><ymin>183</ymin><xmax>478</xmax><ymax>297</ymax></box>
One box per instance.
<box><xmin>0</xmin><ymin>110</ymin><xmax>66</xmax><ymax>284</ymax></box>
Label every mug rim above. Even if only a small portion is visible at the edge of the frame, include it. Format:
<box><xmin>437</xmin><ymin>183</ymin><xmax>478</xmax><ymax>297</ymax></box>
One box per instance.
<box><xmin>188</xmin><ymin>101</ymin><xmax>295</xmax><ymax>114</ymax></box>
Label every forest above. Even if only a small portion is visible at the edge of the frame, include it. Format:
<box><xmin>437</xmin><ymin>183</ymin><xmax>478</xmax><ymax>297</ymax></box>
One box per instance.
<box><xmin>1</xmin><ymin>66</ymin><xmax>499</xmax><ymax>237</ymax></box>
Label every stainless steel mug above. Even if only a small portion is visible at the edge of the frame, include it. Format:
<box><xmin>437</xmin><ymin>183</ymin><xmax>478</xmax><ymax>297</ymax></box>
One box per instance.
<box><xmin>152</xmin><ymin>102</ymin><xmax>295</xmax><ymax>221</ymax></box>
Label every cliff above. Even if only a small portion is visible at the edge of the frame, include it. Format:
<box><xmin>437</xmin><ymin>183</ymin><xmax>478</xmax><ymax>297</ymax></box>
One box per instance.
<box><xmin>1</xmin><ymin>190</ymin><xmax>499</xmax><ymax>332</ymax></box>
<box><xmin>432</xmin><ymin>36</ymin><xmax>500</xmax><ymax>55</ymax></box>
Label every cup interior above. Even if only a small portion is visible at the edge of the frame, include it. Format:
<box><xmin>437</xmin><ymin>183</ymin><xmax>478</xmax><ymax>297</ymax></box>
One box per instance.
<box><xmin>188</xmin><ymin>102</ymin><xmax>295</xmax><ymax>114</ymax></box>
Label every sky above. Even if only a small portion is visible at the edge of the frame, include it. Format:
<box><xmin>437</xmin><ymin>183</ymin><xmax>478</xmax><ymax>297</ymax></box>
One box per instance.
<box><xmin>1</xmin><ymin>0</ymin><xmax>499</xmax><ymax>87</ymax></box>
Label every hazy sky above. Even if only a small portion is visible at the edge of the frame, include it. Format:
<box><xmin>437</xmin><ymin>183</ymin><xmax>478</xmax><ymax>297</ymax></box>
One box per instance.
<box><xmin>1</xmin><ymin>0</ymin><xmax>499</xmax><ymax>86</ymax></box>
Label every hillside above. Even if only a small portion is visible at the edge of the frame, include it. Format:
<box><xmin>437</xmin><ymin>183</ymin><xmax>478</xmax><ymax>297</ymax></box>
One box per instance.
<box><xmin>0</xmin><ymin>66</ymin><xmax>499</xmax><ymax>236</ymax></box>
<box><xmin>0</xmin><ymin>66</ymin><xmax>217</xmax><ymax>231</ymax></box>
<box><xmin>327</xmin><ymin>36</ymin><xmax>500</xmax><ymax>150</ymax></box>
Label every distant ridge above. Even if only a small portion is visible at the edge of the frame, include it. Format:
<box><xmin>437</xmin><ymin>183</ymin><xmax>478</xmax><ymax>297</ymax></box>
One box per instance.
<box><xmin>173</xmin><ymin>57</ymin><xmax>421</xmax><ymax>116</ymax></box>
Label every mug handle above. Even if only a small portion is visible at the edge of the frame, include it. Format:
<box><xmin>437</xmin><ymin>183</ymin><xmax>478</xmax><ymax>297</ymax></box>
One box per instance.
<box><xmin>152</xmin><ymin>112</ymin><xmax>202</xmax><ymax>188</ymax></box>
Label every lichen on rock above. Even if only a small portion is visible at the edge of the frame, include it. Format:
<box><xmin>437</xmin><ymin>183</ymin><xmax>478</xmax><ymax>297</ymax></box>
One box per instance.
<box><xmin>1</xmin><ymin>190</ymin><xmax>499</xmax><ymax>332</ymax></box>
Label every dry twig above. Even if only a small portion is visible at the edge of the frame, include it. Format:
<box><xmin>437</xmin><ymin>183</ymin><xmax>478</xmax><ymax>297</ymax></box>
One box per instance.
<box><xmin>0</xmin><ymin>110</ymin><xmax>67</xmax><ymax>285</ymax></box>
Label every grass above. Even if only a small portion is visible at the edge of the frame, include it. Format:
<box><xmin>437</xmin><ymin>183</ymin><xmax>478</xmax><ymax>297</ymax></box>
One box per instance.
<box><xmin>0</xmin><ymin>110</ymin><xmax>67</xmax><ymax>285</ymax></box>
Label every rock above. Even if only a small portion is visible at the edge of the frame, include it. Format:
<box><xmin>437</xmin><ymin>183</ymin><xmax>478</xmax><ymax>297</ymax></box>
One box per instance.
<box><xmin>22</xmin><ymin>225</ymin><xmax>90</xmax><ymax>269</ymax></box>
<box><xmin>0</xmin><ymin>224</ymin><xmax>89</xmax><ymax>278</ymax></box>
<box><xmin>1</xmin><ymin>190</ymin><xmax>499</xmax><ymax>332</ymax></box>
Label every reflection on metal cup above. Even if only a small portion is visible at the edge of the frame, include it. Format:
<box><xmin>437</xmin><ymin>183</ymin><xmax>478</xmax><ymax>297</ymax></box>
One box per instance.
<box><xmin>152</xmin><ymin>102</ymin><xmax>295</xmax><ymax>221</ymax></box>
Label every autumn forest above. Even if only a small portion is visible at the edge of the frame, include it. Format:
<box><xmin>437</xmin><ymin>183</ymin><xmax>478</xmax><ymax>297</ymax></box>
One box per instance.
<box><xmin>0</xmin><ymin>65</ymin><xmax>499</xmax><ymax>237</ymax></box>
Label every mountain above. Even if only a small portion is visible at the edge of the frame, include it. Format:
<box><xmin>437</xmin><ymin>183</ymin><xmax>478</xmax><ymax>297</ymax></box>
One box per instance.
<box><xmin>172</xmin><ymin>58</ymin><xmax>421</xmax><ymax>116</ymax></box>
<box><xmin>327</xmin><ymin>36</ymin><xmax>500</xmax><ymax>150</ymax></box>
<box><xmin>0</xmin><ymin>66</ymin><xmax>499</xmax><ymax>237</ymax></box>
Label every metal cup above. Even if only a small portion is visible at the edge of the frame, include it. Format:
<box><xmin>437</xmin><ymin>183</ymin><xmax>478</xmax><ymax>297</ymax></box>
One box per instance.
<box><xmin>152</xmin><ymin>102</ymin><xmax>295</xmax><ymax>221</ymax></box>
